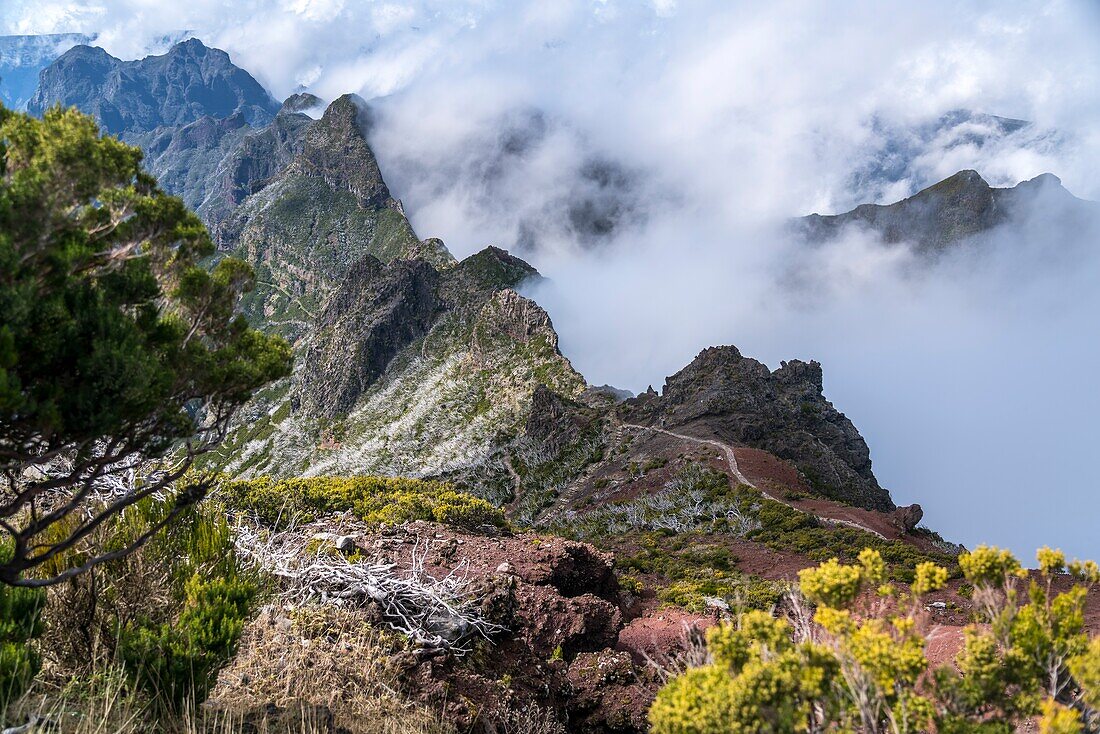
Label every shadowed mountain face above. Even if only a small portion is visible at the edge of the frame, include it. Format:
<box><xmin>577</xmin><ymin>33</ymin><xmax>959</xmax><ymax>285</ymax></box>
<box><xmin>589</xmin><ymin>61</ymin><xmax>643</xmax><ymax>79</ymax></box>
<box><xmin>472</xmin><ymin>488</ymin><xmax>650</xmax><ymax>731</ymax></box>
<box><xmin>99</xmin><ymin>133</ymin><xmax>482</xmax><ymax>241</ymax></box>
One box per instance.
<box><xmin>799</xmin><ymin>169</ymin><xmax>1098</xmax><ymax>255</ymax></box>
<box><xmin>28</xmin><ymin>38</ymin><xmax>279</xmax><ymax>134</ymax></box>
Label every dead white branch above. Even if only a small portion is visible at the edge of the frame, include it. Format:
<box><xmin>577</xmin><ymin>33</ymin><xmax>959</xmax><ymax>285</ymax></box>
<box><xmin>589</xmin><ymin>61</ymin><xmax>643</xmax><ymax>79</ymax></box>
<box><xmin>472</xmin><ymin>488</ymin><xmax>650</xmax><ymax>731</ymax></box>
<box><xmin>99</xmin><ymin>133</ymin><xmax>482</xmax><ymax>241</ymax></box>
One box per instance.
<box><xmin>234</xmin><ymin>524</ymin><xmax>504</xmax><ymax>655</ymax></box>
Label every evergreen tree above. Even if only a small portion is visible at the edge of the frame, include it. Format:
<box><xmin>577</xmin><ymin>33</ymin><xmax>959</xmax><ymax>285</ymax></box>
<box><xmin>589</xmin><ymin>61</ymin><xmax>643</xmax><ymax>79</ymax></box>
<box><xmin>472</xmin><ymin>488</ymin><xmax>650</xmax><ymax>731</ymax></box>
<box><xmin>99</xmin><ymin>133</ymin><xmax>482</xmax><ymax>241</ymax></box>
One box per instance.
<box><xmin>0</xmin><ymin>104</ymin><xmax>291</xmax><ymax>585</ymax></box>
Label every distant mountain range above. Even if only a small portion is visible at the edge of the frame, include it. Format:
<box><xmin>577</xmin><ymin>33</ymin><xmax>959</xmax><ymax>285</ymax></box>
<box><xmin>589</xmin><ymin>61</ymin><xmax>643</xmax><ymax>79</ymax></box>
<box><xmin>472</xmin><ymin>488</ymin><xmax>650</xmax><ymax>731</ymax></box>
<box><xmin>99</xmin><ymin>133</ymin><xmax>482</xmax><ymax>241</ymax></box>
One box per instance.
<box><xmin>28</xmin><ymin>38</ymin><xmax>279</xmax><ymax>133</ymax></box>
<box><xmin>798</xmin><ymin>168</ymin><xmax>1099</xmax><ymax>255</ymax></box>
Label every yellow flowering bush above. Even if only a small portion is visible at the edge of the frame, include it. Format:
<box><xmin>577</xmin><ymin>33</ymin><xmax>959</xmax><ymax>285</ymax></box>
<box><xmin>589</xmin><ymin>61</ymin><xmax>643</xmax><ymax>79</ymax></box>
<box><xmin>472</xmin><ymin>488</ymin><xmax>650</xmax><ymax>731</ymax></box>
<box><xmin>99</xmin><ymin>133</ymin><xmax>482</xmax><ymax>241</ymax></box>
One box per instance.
<box><xmin>651</xmin><ymin>546</ymin><xmax>1100</xmax><ymax>733</ymax></box>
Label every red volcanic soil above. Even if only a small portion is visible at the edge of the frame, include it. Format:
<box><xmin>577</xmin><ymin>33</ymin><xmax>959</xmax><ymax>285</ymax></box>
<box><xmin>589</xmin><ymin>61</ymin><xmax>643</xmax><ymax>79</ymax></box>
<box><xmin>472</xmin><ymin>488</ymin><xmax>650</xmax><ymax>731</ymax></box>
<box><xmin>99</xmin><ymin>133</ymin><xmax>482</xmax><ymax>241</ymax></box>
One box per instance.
<box><xmin>617</xmin><ymin>606</ymin><xmax>713</xmax><ymax>664</ymax></box>
<box><xmin>735</xmin><ymin>447</ymin><xmax>813</xmax><ymax>492</ymax></box>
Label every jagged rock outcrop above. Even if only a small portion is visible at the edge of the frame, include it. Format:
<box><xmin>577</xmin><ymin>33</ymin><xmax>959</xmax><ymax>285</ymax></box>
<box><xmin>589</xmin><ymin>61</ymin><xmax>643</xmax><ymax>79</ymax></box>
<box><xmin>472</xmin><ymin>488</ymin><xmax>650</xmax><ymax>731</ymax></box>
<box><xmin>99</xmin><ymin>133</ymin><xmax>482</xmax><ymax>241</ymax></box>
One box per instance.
<box><xmin>284</xmin><ymin>93</ymin><xmax>395</xmax><ymax>210</ymax></box>
<box><xmin>619</xmin><ymin>345</ymin><xmax>894</xmax><ymax>511</ymax></box>
<box><xmin>526</xmin><ymin>385</ymin><xmax>603</xmax><ymax>456</ymax></box>
<box><xmin>891</xmin><ymin>503</ymin><xmax>924</xmax><ymax>532</ymax></box>
<box><xmin>800</xmin><ymin>169</ymin><xmax>1097</xmax><ymax>254</ymax></box>
<box><xmin>197</xmin><ymin>103</ymin><xmax>316</xmax><ymax>237</ymax></box>
<box><xmin>29</xmin><ymin>38</ymin><xmax>279</xmax><ymax>134</ymax></box>
<box><xmin>476</xmin><ymin>289</ymin><xmax>561</xmax><ymax>353</ymax></box>
<box><xmin>296</xmin><ymin>257</ymin><xmax>443</xmax><ymax>419</ymax></box>
<box><xmin>437</xmin><ymin>245</ymin><xmax>538</xmax><ymax>310</ymax></box>
<box><xmin>280</xmin><ymin>92</ymin><xmax>322</xmax><ymax>114</ymax></box>
<box><xmin>224</xmin><ymin>94</ymin><xmax>451</xmax><ymax>338</ymax></box>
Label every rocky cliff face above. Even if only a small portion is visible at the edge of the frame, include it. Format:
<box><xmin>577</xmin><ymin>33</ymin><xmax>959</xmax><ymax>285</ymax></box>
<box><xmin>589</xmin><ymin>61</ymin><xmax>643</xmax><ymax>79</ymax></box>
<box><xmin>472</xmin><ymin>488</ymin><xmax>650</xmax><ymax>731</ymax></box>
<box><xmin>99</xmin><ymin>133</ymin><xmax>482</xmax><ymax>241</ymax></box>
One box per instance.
<box><xmin>195</xmin><ymin>103</ymin><xmax>315</xmax><ymax>238</ymax></box>
<box><xmin>209</xmin><ymin>246</ymin><xmax>585</xmax><ymax>481</ymax></box>
<box><xmin>799</xmin><ymin>169</ymin><xmax>1098</xmax><ymax>255</ymax></box>
<box><xmin>28</xmin><ymin>38</ymin><xmax>279</xmax><ymax>134</ymax></box>
<box><xmin>295</xmin><ymin>256</ymin><xmax>443</xmax><ymax>419</ymax></box>
<box><xmin>619</xmin><ymin>346</ymin><xmax>893</xmax><ymax>511</ymax></box>
<box><xmin>222</xmin><ymin>94</ymin><xmax>452</xmax><ymax>339</ymax></box>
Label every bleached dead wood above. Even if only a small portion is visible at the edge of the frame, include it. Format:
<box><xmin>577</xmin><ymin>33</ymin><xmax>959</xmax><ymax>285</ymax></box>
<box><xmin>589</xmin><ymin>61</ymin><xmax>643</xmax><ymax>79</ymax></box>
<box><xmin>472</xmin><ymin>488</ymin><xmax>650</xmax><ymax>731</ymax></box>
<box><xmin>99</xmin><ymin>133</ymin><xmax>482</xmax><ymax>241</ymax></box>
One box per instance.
<box><xmin>234</xmin><ymin>524</ymin><xmax>504</xmax><ymax>654</ymax></box>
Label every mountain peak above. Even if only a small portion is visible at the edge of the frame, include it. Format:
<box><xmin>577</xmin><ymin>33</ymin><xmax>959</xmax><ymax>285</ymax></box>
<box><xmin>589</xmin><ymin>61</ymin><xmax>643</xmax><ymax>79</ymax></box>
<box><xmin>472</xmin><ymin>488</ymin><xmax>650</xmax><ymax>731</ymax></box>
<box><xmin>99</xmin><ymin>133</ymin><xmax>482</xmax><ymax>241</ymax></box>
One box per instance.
<box><xmin>287</xmin><ymin>93</ymin><xmax>393</xmax><ymax>209</ymax></box>
<box><xmin>280</xmin><ymin>92</ymin><xmax>322</xmax><ymax>114</ymax></box>
<box><xmin>923</xmin><ymin>168</ymin><xmax>991</xmax><ymax>196</ymax></box>
<box><xmin>1014</xmin><ymin>171</ymin><xmax>1064</xmax><ymax>192</ymax></box>
<box><xmin>170</xmin><ymin>37</ymin><xmax>210</xmax><ymax>53</ymax></box>
<box><xmin>29</xmin><ymin>38</ymin><xmax>279</xmax><ymax>134</ymax></box>
<box><xmin>620</xmin><ymin>344</ymin><xmax>893</xmax><ymax>511</ymax></box>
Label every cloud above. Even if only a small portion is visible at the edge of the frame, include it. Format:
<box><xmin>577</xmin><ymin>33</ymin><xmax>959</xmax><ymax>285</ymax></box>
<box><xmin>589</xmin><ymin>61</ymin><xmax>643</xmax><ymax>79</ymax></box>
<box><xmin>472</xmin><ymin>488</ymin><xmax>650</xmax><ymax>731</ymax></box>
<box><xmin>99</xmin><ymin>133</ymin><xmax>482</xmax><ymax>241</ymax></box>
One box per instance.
<box><xmin>6</xmin><ymin>0</ymin><xmax>1100</xmax><ymax>558</ymax></box>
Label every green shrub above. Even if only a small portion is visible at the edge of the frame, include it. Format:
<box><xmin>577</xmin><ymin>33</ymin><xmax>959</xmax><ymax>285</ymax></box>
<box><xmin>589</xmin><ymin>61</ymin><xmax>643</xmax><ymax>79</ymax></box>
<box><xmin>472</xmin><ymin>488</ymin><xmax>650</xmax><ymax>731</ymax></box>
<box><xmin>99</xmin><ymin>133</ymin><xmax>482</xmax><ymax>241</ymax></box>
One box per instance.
<box><xmin>118</xmin><ymin>573</ymin><xmax>255</xmax><ymax>710</ymax></box>
<box><xmin>27</xmin><ymin>496</ymin><xmax>258</xmax><ymax>716</ymax></box>
<box><xmin>0</xmin><ymin>544</ymin><xmax>45</xmax><ymax>708</ymax></box>
<box><xmin>747</xmin><ymin>496</ymin><xmax>958</xmax><ymax>579</ymax></box>
<box><xmin>222</xmin><ymin>476</ymin><xmax>507</xmax><ymax>530</ymax></box>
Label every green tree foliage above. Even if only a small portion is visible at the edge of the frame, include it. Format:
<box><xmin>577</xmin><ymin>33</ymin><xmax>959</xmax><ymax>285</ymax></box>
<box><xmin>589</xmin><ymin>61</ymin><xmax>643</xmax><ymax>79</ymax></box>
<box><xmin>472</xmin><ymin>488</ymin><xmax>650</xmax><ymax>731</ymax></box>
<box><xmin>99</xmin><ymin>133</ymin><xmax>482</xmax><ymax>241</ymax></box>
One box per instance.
<box><xmin>221</xmin><ymin>475</ymin><xmax>507</xmax><ymax>530</ymax></box>
<box><xmin>651</xmin><ymin>546</ymin><xmax>1100</xmax><ymax>734</ymax></box>
<box><xmin>0</xmin><ymin>104</ymin><xmax>291</xmax><ymax>585</ymax></box>
<box><xmin>11</xmin><ymin>497</ymin><xmax>257</xmax><ymax>717</ymax></box>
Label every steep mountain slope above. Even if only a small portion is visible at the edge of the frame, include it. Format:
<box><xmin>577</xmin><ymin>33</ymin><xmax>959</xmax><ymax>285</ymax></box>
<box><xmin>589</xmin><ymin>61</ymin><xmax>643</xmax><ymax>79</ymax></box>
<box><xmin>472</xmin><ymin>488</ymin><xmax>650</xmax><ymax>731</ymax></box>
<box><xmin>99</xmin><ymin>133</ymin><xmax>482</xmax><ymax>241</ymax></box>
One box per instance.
<box><xmin>800</xmin><ymin>169</ymin><xmax>1098</xmax><ymax>254</ymax></box>
<box><xmin>196</xmin><ymin>94</ymin><xmax>320</xmax><ymax>233</ymax></box>
<box><xmin>209</xmin><ymin>246</ymin><xmax>584</xmax><ymax>480</ymax></box>
<box><xmin>28</xmin><ymin>38</ymin><xmax>279</xmax><ymax>134</ymax></box>
<box><xmin>0</xmin><ymin>33</ymin><xmax>93</xmax><ymax>109</ymax></box>
<box><xmin>30</xmin><ymin>41</ymin><xmax>450</xmax><ymax>341</ymax></box>
<box><xmin>221</xmin><ymin>93</ymin><xmax>452</xmax><ymax>338</ymax></box>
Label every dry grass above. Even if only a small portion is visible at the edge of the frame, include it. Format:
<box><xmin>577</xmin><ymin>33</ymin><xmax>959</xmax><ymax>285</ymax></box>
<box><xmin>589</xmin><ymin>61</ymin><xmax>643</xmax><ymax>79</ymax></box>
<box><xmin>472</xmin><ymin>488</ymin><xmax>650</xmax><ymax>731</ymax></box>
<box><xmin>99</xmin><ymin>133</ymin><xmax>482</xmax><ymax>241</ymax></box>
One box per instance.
<box><xmin>6</xmin><ymin>605</ymin><xmax>449</xmax><ymax>734</ymax></box>
<box><xmin>6</xmin><ymin>666</ymin><xmax>151</xmax><ymax>734</ymax></box>
<box><xmin>206</xmin><ymin>604</ymin><xmax>452</xmax><ymax>734</ymax></box>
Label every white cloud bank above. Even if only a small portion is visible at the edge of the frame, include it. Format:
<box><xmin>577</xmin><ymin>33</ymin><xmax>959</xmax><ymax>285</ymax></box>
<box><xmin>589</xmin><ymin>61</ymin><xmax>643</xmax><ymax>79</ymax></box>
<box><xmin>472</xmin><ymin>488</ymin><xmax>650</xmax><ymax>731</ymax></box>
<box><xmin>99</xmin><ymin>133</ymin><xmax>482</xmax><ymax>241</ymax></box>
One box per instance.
<box><xmin>4</xmin><ymin>0</ymin><xmax>1100</xmax><ymax>558</ymax></box>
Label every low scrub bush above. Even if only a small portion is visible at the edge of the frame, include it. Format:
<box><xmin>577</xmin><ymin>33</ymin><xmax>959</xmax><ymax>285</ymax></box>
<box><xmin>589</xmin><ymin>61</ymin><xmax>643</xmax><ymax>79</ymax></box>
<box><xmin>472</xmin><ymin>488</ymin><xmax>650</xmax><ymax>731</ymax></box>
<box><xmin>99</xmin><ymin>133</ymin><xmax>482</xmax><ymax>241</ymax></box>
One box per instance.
<box><xmin>119</xmin><ymin>573</ymin><xmax>256</xmax><ymax>710</ymax></box>
<box><xmin>221</xmin><ymin>476</ymin><xmax>506</xmax><ymax>530</ymax></box>
<box><xmin>747</xmin><ymin>496</ymin><xmax>958</xmax><ymax>579</ymax></box>
<box><xmin>0</xmin><ymin>543</ymin><xmax>45</xmax><ymax>709</ymax></box>
<box><xmin>7</xmin><ymin>494</ymin><xmax>259</xmax><ymax>720</ymax></box>
<box><xmin>616</xmin><ymin>533</ymin><xmax>782</xmax><ymax>613</ymax></box>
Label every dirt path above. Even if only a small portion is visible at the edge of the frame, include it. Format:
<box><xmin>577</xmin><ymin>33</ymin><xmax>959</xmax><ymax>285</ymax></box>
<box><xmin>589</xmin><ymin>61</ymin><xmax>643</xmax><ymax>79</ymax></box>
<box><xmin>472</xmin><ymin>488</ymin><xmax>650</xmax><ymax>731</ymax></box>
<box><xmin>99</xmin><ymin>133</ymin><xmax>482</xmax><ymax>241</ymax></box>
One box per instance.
<box><xmin>621</xmin><ymin>423</ymin><xmax>887</xmax><ymax>540</ymax></box>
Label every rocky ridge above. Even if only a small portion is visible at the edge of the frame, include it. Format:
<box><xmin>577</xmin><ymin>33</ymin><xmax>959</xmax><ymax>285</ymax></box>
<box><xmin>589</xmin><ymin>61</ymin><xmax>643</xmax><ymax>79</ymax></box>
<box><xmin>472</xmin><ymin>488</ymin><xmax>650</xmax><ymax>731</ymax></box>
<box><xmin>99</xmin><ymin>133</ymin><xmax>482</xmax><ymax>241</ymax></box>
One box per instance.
<box><xmin>209</xmin><ymin>245</ymin><xmax>586</xmax><ymax>482</ymax></box>
<box><xmin>619</xmin><ymin>345</ymin><xmax>892</xmax><ymax>511</ymax></box>
<box><xmin>800</xmin><ymin>169</ymin><xmax>1098</xmax><ymax>255</ymax></box>
<box><xmin>28</xmin><ymin>38</ymin><xmax>279</xmax><ymax>134</ymax></box>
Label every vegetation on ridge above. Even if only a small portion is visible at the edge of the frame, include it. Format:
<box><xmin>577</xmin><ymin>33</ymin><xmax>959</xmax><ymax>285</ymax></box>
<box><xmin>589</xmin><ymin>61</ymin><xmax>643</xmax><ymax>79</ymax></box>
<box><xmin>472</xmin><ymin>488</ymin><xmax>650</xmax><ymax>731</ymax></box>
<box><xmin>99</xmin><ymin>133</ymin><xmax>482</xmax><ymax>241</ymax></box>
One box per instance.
<box><xmin>221</xmin><ymin>475</ymin><xmax>507</xmax><ymax>531</ymax></box>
